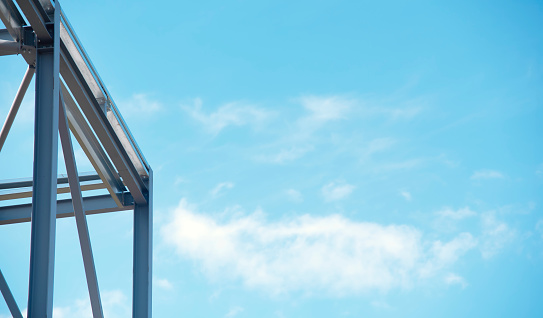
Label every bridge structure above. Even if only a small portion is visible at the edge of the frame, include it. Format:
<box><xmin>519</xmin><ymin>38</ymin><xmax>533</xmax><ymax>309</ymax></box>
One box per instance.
<box><xmin>0</xmin><ymin>0</ymin><xmax>153</xmax><ymax>317</ymax></box>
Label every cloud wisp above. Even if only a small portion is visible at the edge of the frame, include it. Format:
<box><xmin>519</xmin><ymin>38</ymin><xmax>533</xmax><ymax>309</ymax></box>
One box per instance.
<box><xmin>118</xmin><ymin>93</ymin><xmax>162</xmax><ymax>116</ymax></box>
<box><xmin>161</xmin><ymin>199</ymin><xmax>478</xmax><ymax>296</ymax></box>
<box><xmin>210</xmin><ymin>182</ymin><xmax>235</xmax><ymax>197</ymax></box>
<box><xmin>470</xmin><ymin>169</ymin><xmax>504</xmax><ymax>180</ymax></box>
<box><xmin>183</xmin><ymin>98</ymin><xmax>273</xmax><ymax>135</ymax></box>
<box><xmin>436</xmin><ymin>207</ymin><xmax>476</xmax><ymax>220</ymax></box>
<box><xmin>322</xmin><ymin>181</ymin><xmax>355</xmax><ymax>202</ymax></box>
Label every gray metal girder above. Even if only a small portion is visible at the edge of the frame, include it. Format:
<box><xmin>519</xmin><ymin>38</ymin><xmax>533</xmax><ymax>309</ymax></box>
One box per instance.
<box><xmin>0</xmin><ymin>194</ymin><xmax>134</xmax><ymax>225</ymax></box>
<box><xmin>59</xmin><ymin>50</ymin><xmax>148</xmax><ymax>204</ymax></box>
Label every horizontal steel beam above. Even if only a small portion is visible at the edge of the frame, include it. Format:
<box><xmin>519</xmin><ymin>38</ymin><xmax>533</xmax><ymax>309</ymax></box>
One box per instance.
<box><xmin>59</xmin><ymin>50</ymin><xmax>148</xmax><ymax>204</ymax></box>
<box><xmin>15</xmin><ymin>0</ymin><xmax>51</xmax><ymax>41</ymax></box>
<box><xmin>0</xmin><ymin>194</ymin><xmax>134</xmax><ymax>225</ymax></box>
<box><xmin>0</xmin><ymin>179</ymin><xmax>106</xmax><ymax>201</ymax></box>
<box><xmin>0</xmin><ymin>171</ymin><xmax>100</xmax><ymax>190</ymax></box>
<box><xmin>0</xmin><ymin>0</ymin><xmax>26</xmax><ymax>42</ymax></box>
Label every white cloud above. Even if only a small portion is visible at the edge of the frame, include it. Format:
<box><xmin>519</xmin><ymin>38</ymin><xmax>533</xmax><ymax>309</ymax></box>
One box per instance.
<box><xmin>371</xmin><ymin>300</ymin><xmax>392</xmax><ymax>310</ymax></box>
<box><xmin>211</xmin><ymin>182</ymin><xmax>235</xmax><ymax>197</ymax></box>
<box><xmin>386</xmin><ymin>106</ymin><xmax>422</xmax><ymax>120</ymax></box>
<box><xmin>419</xmin><ymin>233</ymin><xmax>477</xmax><ymax>277</ymax></box>
<box><xmin>291</xmin><ymin>95</ymin><xmax>354</xmax><ymax>140</ymax></box>
<box><xmin>322</xmin><ymin>181</ymin><xmax>355</xmax><ymax>202</ymax></box>
<box><xmin>161</xmin><ymin>199</ymin><xmax>477</xmax><ymax>295</ymax></box>
<box><xmin>285</xmin><ymin>189</ymin><xmax>303</xmax><ymax>202</ymax></box>
<box><xmin>537</xmin><ymin>163</ymin><xmax>543</xmax><ymax>176</ymax></box>
<box><xmin>536</xmin><ymin>219</ymin><xmax>543</xmax><ymax>239</ymax></box>
<box><xmin>225</xmin><ymin>306</ymin><xmax>244</xmax><ymax>317</ymax></box>
<box><xmin>444</xmin><ymin>273</ymin><xmax>468</xmax><ymax>288</ymax></box>
<box><xmin>470</xmin><ymin>169</ymin><xmax>504</xmax><ymax>180</ymax></box>
<box><xmin>183</xmin><ymin>98</ymin><xmax>273</xmax><ymax>135</ymax></box>
<box><xmin>118</xmin><ymin>93</ymin><xmax>162</xmax><ymax>115</ymax></box>
<box><xmin>400</xmin><ymin>191</ymin><xmax>412</xmax><ymax>201</ymax></box>
<box><xmin>256</xmin><ymin>146</ymin><xmax>313</xmax><ymax>164</ymax></box>
<box><xmin>436</xmin><ymin>207</ymin><xmax>476</xmax><ymax>220</ymax></box>
<box><xmin>365</xmin><ymin>138</ymin><xmax>396</xmax><ymax>157</ymax></box>
<box><xmin>48</xmin><ymin>290</ymin><xmax>129</xmax><ymax>318</ymax></box>
<box><xmin>155</xmin><ymin>278</ymin><xmax>174</xmax><ymax>290</ymax></box>
<box><xmin>299</xmin><ymin>95</ymin><xmax>353</xmax><ymax>122</ymax></box>
<box><xmin>480</xmin><ymin>213</ymin><xmax>515</xmax><ymax>258</ymax></box>
<box><xmin>377</xmin><ymin>158</ymin><xmax>423</xmax><ymax>171</ymax></box>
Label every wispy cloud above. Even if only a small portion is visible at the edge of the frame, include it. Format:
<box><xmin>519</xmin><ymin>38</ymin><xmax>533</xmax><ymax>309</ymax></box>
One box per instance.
<box><xmin>536</xmin><ymin>163</ymin><xmax>543</xmax><ymax>176</ymax></box>
<box><xmin>536</xmin><ymin>219</ymin><xmax>543</xmax><ymax>239</ymax></box>
<box><xmin>419</xmin><ymin>233</ymin><xmax>477</xmax><ymax>277</ymax></box>
<box><xmin>48</xmin><ymin>290</ymin><xmax>129</xmax><ymax>318</ymax></box>
<box><xmin>285</xmin><ymin>189</ymin><xmax>303</xmax><ymax>202</ymax></box>
<box><xmin>444</xmin><ymin>273</ymin><xmax>468</xmax><ymax>288</ymax></box>
<box><xmin>480</xmin><ymin>213</ymin><xmax>515</xmax><ymax>258</ymax></box>
<box><xmin>371</xmin><ymin>300</ymin><xmax>392</xmax><ymax>310</ymax></box>
<box><xmin>161</xmin><ymin>199</ymin><xmax>477</xmax><ymax>295</ymax></box>
<box><xmin>211</xmin><ymin>182</ymin><xmax>235</xmax><ymax>197</ymax></box>
<box><xmin>225</xmin><ymin>306</ymin><xmax>244</xmax><ymax>317</ymax></box>
<box><xmin>155</xmin><ymin>278</ymin><xmax>174</xmax><ymax>290</ymax></box>
<box><xmin>322</xmin><ymin>181</ymin><xmax>355</xmax><ymax>202</ymax></box>
<box><xmin>118</xmin><ymin>93</ymin><xmax>162</xmax><ymax>116</ymax></box>
<box><xmin>299</xmin><ymin>95</ymin><xmax>353</xmax><ymax>123</ymax></box>
<box><xmin>255</xmin><ymin>146</ymin><xmax>313</xmax><ymax>164</ymax></box>
<box><xmin>365</xmin><ymin>138</ymin><xmax>396</xmax><ymax>157</ymax></box>
<box><xmin>183</xmin><ymin>98</ymin><xmax>273</xmax><ymax>135</ymax></box>
<box><xmin>400</xmin><ymin>191</ymin><xmax>412</xmax><ymax>201</ymax></box>
<box><xmin>385</xmin><ymin>106</ymin><xmax>423</xmax><ymax>120</ymax></box>
<box><xmin>376</xmin><ymin>158</ymin><xmax>424</xmax><ymax>172</ymax></box>
<box><xmin>470</xmin><ymin>169</ymin><xmax>504</xmax><ymax>180</ymax></box>
<box><xmin>436</xmin><ymin>207</ymin><xmax>476</xmax><ymax>220</ymax></box>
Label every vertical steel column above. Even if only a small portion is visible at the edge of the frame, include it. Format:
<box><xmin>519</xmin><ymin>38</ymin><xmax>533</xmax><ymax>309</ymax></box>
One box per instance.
<box><xmin>133</xmin><ymin>171</ymin><xmax>153</xmax><ymax>318</ymax></box>
<box><xmin>27</xmin><ymin>5</ymin><xmax>60</xmax><ymax>318</ymax></box>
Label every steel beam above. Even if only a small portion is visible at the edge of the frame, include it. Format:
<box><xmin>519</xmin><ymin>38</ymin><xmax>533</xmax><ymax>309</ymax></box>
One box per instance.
<box><xmin>61</xmin><ymin>81</ymin><xmax>125</xmax><ymax>206</ymax></box>
<box><xmin>26</xmin><ymin>5</ymin><xmax>59</xmax><ymax>317</ymax></box>
<box><xmin>0</xmin><ymin>172</ymin><xmax>101</xmax><ymax>190</ymax></box>
<box><xmin>133</xmin><ymin>169</ymin><xmax>153</xmax><ymax>318</ymax></box>
<box><xmin>59</xmin><ymin>92</ymin><xmax>104</xmax><ymax>318</ymax></box>
<box><xmin>0</xmin><ymin>179</ymin><xmax>106</xmax><ymax>201</ymax></box>
<box><xmin>59</xmin><ymin>11</ymin><xmax>150</xmax><ymax>177</ymax></box>
<box><xmin>0</xmin><ymin>194</ymin><xmax>134</xmax><ymax>225</ymax></box>
<box><xmin>14</xmin><ymin>0</ymin><xmax>51</xmax><ymax>41</ymax></box>
<box><xmin>59</xmin><ymin>50</ymin><xmax>148</xmax><ymax>204</ymax></box>
<box><xmin>0</xmin><ymin>66</ymin><xmax>35</xmax><ymax>152</ymax></box>
<box><xmin>0</xmin><ymin>268</ymin><xmax>23</xmax><ymax>318</ymax></box>
<box><xmin>0</xmin><ymin>0</ymin><xmax>25</xmax><ymax>42</ymax></box>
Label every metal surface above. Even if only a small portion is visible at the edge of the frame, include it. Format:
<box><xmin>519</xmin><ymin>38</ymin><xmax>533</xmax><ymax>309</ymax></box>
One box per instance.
<box><xmin>14</xmin><ymin>0</ymin><xmax>51</xmax><ymax>41</ymax></box>
<box><xmin>0</xmin><ymin>0</ymin><xmax>26</xmax><ymax>42</ymax></box>
<box><xmin>0</xmin><ymin>171</ymin><xmax>101</xmax><ymax>190</ymax></box>
<box><xmin>0</xmin><ymin>1</ymin><xmax>153</xmax><ymax>316</ymax></box>
<box><xmin>61</xmin><ymin>81</ymin><xmax>125</xmax><ymax>206</ymax></box>
<box><xmin>0</xmin><ymin>66</ymin><xmax>34</xmax><ymax>152</ymax></box>
<box><xmin>133</xmin><ymin>169</ymin><xmax>153</xmax><ymax>318</ymax></box>
<box><xmin>26</xmin><ymin>4</ymin><xmax>59</xmax><ymax>316</ymax></box>
<box><xmin>0</xmin><ymin>268</ymin><xmax>23</xmax><ymax>318</ymax></box>
<box><xmin>59</xmin><ymin>51</ymin><xmax>148</xmax><ymax>204</ymax></box>
<box><xmin>59</xmin><ymin>92</ymin><xmax>104</xmax><ymax>318</ymax></box>
<box><xmin>0</xmin><ymin>193</ymin><xmax>134</xmax><ymax>225</ymax></box>
<box><xmin>0</xmin><ymin>180</ymin><xmax>105</xmax><ymax>201</ymax></box>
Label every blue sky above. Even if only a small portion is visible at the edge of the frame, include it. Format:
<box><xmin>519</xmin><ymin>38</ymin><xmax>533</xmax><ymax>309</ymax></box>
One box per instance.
<box><xmin>1</xmin><ymin>0</ymin><xmax>543</xmax><ymax>317</ymax></box>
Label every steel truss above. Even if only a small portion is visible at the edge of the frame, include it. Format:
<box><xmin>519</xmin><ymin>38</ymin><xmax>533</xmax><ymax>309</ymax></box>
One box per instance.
<box><xmin>0</xmin><ymin>0</ymin><xmax>152</xmax><ymax>317</ymax></box>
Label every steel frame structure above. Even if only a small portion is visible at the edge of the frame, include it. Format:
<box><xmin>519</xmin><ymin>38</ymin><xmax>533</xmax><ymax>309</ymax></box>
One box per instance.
<box><xmin>0</xmin><ymin>0</ymin><xmax>152</xmax><ymax>317</ymax></box>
